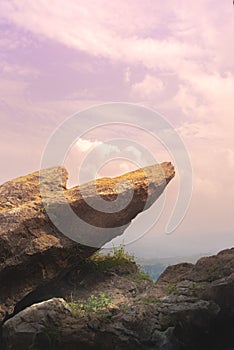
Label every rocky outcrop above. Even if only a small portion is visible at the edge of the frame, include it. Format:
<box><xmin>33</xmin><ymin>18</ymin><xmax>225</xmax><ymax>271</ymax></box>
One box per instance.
<box><xmin>0</xmin><ymin>162</ymin><xmax>174</xmax><ymax>322</ymax></box>
<box><xmin>2</xmin><ymin>248</ymin><xmax>234</xmax><ymax>350</ymax></box>
<box><xmin>3</xmin><ymin>163</ymin><xmax>233</xmax><ymax>349</ymax></box>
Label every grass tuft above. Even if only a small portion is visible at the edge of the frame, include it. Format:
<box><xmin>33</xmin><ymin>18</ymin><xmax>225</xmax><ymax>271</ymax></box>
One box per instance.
<box><xmin>67</xmin><ymin>292</ymin><xmax>113</xmax><ymax>317</ymax></box>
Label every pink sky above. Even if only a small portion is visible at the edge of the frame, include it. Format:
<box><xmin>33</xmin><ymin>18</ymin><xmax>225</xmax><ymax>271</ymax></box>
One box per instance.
<box><xmin>0</xmin><ymin>0</ymin><xmax>233</xmax><ymax>258</ymax></box>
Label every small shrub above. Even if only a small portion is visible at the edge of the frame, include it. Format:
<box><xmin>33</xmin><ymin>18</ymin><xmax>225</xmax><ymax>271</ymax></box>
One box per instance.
<box><xmin>112</xmin><ymin>243</ymin><xmax>135</xmax><ymax>262</ymax></box>
<box><xmin>67</xmin><ymin>292</ymin><xmax>113</xmax><ymax>317</ymax></box>
<box><xmin>84</xmin><ymin>243</ymin><xmax>135</xmax><ymax>273</ymax></box>
<box><xmin>84</xmin><ymin>243</ymin><xmax>153</xmax><ymax>282</ymax></box>
<box><xmin>67</xmin><ymin>300</ymin><xmax>83</xmax><ymax>317</ymax></box>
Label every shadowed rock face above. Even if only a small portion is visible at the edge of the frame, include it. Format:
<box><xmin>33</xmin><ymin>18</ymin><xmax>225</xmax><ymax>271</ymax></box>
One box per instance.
<box><xmin>2</xmin><ymin>248</ymin><xmax>234</xmax><ymax>350</ymax></box>
<box><xmin>0</xmin><ymin>162</ymin><xmax>175</xmax><ymax>322</ymax></box>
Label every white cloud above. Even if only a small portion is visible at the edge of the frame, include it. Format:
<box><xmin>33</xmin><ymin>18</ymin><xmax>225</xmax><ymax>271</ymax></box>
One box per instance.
<box><xmin>75</xmin><ymin>138</ymin><xmax>101</xmax><ymax>152</ymax></box>
<box><xmin>131</xmin><ymin>75</ymin><xmax>165</xmax><ymax>100</ymax></box>
<box><xmin>0</xmin><ymin>0</ymin><xmax>203</xmax><ymax>72</ymax></box>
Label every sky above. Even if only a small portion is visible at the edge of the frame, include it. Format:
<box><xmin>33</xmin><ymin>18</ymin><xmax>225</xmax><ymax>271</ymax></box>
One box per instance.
<box><xmin>0</xmin><ymin>0</ymin><xmax>234</xmax><ymax>259</ymax></box>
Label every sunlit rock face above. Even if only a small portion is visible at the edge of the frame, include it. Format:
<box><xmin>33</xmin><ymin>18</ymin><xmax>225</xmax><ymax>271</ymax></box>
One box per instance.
<box><xmin>0</xmin><ymin>162</ymin><xmax>175</xmax><ymax>322</ymax></box>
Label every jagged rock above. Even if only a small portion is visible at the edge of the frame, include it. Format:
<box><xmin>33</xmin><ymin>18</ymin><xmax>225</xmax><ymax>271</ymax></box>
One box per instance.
<box><xmin>2</xmin><ymin>298</ymin><xmax>70</xmax><ymax>349</ymax></box>
<box><xmin>0</xmin><ymin>162</ymin><xmax>174</xmax><ymax>322</ymax></box>
<box><xmin>2</xmin><ymin>297</ymin><xmax>179</xmax><ymax>350</ymax></box>
<box><xmin>2</xmin><ymin>248</ymin><xmax>234</xmax><ymax>350</ymax></box>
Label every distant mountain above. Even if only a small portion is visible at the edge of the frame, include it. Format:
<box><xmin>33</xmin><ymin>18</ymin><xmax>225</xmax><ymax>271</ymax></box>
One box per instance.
<box><xmin>141</xmin><ymin>263</ymin><xmax>166</xmax><ymax>281</ymax></box>
<box><xmin>138</xmin><ymin>253</ymin><xmax>211</xmax><ymax>281</ymax></box>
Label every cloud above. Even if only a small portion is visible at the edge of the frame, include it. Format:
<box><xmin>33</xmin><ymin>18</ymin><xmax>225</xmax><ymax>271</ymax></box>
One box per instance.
<box><xmin>0</xmin><ymin>0</ymin><xmax>203</xmax><ymax>72</ymax></box>
<box><xmin>131</xmin><ymin>74</ymin><xmax>165</xmax><ymax>100</ymax></box>
<box><xmin>0</xmin><ymin>0</ymin><xmax>234</xmax><ymax>255</ymax></box>
<box><xmin>1</xmin><ymin>1</ymin><xmax>232</xmax><ymax>78</ymax></box>
<box><xmin>75</xmin><ymin>138</ymin><xmax>101</xmax><ymax>152</ymax></box>
<box><xmin>0</xmin><ymin>60</ymin><xmax>39</xmax><ymax>78</ymax></box>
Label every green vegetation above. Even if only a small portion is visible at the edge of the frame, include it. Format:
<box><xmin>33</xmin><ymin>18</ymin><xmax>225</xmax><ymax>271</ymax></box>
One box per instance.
<box><xmin>140</xmin><ymin>296</ymin><xmax>160</xmax><ymax>304</ymax></box>
<box><xmin>164</xmin><ymin>282</ymin><xmax>177</xmax><ymax>295</ymax></box>
<box><xmin>131</xmin><ymin>266</ymin><xmax>153</xmax><ymax>282</ymax></box>
<box><xmin>67</xmin><ymin>292</ymin><xmax>113</xmax><ymax>317</ymax></box>
<box><xmin>83</xmin><ymin>243</ymin><xmax>153</xmax><ymax>285</ymax></box>
<box><xmin>67</xmin><ymin>244</ymin><xmax>154</xmax><ymax>318</ymax></box>
<box><xmin>81</xmin><ymin>243</ymin><xmax>153</xmax><ymax>287</ymax></box>
<box><xmin>83</xmin><ymin>243</ymin><xmax>135</xmax><ymax>273</ymax></box>
<box><xmin>112</xmin><ymin>243</ymin><xmax>135</xmax><ymax>261</ymax></box>
<box><xmin>188</xmin><ymin>282</ymin><xmax>203</xmax><ymax>298</ymax></box>
<box><xmin>131</xmin><ymin>295</ymin><xmax>160</xmax><ymax>307</ymax></box>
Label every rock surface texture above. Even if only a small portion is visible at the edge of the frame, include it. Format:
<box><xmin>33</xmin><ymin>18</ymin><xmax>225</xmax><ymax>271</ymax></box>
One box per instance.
<box><xmin>2</xmin><ymin>248</ymin><xmax>234</xmax><ymax>350</ymax></box>
<box><xmin>2</xmin><ymin>163</ymin><xmax>233</xmax><ymax>350</ymax></box>
<box><xmin>0</xmin><ymin>162</ymin><xmax>174</xmax><ymax>322</ymax></box>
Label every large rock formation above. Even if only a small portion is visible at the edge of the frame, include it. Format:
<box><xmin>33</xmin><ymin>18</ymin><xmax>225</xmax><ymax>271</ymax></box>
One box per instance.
<box><xmin>4</xmin><ymin>163</ymin><xmax>233</xmax><ymax>349</ymax></box>
<box><xmin>2</xmin><ymin>248</ymin><xmax>234</xmax><ymax>350</ymax></box>
<box><xmin>0</xmin><ymin>162</ymin><xmax>174</xmax><ymax>322</ymax></box>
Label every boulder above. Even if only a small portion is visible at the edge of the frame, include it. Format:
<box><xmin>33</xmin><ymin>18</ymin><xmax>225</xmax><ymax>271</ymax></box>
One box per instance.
<box><xmin>0</xmin><ymin>162</ymin><xmax>174</xmax><ymax>322</ymax></box>
<box><xmin>2</xmin><ymin>298</ymin><xmax>70</xmax><ymax>350</ymax></box>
